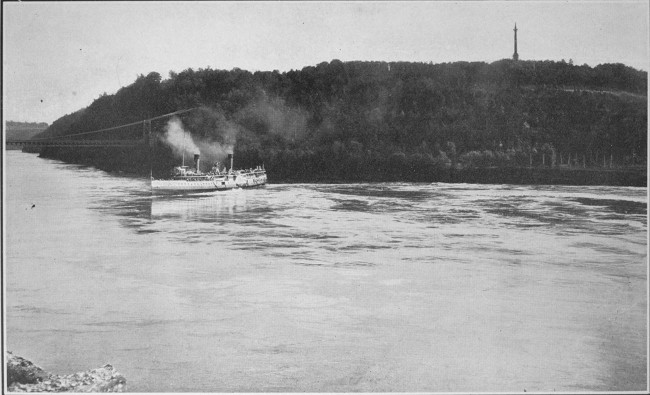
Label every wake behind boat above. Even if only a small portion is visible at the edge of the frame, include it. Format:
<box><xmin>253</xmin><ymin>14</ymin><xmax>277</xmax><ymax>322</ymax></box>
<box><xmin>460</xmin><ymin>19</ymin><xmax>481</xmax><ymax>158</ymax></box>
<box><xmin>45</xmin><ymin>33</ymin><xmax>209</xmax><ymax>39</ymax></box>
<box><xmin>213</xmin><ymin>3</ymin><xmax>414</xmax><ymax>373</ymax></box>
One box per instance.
<box><xmin>151</xmin><ymin>153</ymin><xmax>267</xmax><ymax>193</ymax></box>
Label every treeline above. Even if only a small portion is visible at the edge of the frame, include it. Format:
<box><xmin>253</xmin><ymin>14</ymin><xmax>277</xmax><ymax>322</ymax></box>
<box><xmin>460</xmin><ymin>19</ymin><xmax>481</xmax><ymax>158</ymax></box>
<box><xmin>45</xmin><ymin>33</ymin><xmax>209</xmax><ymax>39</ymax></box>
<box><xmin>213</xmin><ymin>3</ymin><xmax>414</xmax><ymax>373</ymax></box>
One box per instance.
<box><xmin>37</xmin><ymin>59</ymin><xmax>647</xmax><ymax>182</ymax></box>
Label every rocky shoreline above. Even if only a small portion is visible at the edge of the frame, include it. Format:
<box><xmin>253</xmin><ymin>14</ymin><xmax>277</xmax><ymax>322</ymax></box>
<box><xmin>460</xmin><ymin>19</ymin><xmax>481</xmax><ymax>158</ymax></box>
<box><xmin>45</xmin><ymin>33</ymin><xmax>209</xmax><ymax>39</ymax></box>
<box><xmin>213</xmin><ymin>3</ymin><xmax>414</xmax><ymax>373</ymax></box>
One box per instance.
<box><xmin>5</xmin><ymin>352</ymin><xmax>126</xmax><ymax>392</ymax></box>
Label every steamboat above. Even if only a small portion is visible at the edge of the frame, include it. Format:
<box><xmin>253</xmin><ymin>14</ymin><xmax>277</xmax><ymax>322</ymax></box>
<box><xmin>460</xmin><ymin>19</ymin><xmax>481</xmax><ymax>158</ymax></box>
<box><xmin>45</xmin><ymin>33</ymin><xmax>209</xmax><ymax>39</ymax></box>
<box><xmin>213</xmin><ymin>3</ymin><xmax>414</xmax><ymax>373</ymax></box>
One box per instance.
<box><xmin>151</xmin><ymin>153</ymin><xmax>267</xmax><ymax>192</ymax></box>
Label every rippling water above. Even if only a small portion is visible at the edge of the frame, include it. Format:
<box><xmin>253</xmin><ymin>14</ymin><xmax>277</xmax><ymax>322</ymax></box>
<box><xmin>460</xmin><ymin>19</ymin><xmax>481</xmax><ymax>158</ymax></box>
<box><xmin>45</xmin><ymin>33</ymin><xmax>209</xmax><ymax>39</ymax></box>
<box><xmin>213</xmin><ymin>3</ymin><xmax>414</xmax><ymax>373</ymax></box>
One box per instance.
<box><xmin>5</xmin><ymin>151</ymin><xmax>647</xmax><ymax>392</ymax></box>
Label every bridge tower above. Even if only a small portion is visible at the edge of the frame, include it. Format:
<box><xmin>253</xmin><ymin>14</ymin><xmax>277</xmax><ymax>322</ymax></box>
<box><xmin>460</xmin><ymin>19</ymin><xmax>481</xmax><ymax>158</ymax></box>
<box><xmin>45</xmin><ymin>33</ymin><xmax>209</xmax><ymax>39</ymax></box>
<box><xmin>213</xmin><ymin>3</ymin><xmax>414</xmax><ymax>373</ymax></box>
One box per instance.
<box><xmin>143</xmin><ymin>120</ymin><xmax>152</xmax><ymax>147</ymax></box>
<box><xmin>143</xmin><ymin>119</ymin><xmax>154</xmax><ymax>178</ymax></box>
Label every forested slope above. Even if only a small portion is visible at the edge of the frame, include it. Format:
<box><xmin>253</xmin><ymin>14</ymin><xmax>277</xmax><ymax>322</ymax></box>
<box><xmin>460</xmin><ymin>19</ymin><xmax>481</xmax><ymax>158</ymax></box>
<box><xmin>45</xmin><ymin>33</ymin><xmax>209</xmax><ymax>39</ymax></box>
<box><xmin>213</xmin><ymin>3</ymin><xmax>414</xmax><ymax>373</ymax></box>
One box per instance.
<box><xmin>37</xmin><ymin>59</ymin><xmax>647</xmax><ymax>184</ymax></box>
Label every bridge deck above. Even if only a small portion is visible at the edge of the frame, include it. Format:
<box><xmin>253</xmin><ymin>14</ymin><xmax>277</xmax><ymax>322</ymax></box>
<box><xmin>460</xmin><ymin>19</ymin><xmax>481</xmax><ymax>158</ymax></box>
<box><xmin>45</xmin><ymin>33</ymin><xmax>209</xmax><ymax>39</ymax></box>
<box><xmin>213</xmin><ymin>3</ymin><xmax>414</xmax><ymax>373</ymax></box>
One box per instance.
<box><xmin>6</xmin><ymin>139</ymin><xmax>145</xmax><ymax>147</ymax></box>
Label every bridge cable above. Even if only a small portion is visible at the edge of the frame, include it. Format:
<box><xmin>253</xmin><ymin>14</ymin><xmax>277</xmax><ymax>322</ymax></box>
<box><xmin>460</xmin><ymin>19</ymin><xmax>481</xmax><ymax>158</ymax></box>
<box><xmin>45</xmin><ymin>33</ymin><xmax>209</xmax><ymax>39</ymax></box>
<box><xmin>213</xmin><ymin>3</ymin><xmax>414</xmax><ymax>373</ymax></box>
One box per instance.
<box><xmin>29</xmin><ymin>107</ymin><xmax>199</xmax><ymax>141</ymax></box>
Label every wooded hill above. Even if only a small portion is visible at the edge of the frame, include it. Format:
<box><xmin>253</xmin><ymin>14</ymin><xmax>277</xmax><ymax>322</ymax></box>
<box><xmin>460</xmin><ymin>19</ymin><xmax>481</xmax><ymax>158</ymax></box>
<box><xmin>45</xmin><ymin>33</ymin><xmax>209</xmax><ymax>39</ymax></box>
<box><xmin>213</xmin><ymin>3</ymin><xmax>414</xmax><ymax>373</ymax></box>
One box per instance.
<box><xmin>36</xmin><ymin>59</ymin><xmax>647</xmax><ymax>183</ymax></box>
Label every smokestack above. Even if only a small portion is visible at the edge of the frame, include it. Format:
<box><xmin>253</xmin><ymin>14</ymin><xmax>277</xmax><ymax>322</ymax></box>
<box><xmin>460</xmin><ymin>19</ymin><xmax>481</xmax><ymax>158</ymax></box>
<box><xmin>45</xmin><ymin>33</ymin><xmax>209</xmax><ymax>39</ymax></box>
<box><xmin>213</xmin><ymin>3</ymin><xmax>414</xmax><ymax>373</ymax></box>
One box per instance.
<box><xmin>228</xmin><ymin>153</ymin><xmax>233</xmax><ymax>172</ymax></box>
<box><xmin>194</xmin><ymin>154</ymin><xmax>200</xmax><ymax>173</ymax></box>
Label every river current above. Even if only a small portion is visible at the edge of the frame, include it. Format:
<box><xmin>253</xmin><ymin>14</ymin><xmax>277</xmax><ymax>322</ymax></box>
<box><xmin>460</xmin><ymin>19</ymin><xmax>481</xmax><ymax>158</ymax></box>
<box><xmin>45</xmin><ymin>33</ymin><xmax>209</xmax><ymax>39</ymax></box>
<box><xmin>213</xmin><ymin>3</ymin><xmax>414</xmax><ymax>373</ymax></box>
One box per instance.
<box><xmin>4</xmin><ymin>151</ymin><xmax>647</xmax><ymax>392</ymax></box>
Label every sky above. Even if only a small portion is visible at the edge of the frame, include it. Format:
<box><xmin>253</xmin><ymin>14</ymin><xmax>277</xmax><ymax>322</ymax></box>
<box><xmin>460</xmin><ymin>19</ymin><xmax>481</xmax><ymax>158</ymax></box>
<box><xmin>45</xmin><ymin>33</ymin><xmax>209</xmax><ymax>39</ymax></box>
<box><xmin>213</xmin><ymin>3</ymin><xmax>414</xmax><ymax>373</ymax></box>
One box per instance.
<box><xmin>3</xmin><ymin>1</ymin><xmax>649</xmax><ymax>124</ymax></box>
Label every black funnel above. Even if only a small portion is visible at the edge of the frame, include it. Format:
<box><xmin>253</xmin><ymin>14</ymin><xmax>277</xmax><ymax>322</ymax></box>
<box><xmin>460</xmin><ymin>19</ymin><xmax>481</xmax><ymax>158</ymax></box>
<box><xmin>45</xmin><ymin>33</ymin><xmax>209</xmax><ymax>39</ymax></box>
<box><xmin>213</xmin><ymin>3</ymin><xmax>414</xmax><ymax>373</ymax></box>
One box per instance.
<box><xmin>194</xmin><ymin>154</ymin><xmax>200</xmax><ymax>172</ymax></box>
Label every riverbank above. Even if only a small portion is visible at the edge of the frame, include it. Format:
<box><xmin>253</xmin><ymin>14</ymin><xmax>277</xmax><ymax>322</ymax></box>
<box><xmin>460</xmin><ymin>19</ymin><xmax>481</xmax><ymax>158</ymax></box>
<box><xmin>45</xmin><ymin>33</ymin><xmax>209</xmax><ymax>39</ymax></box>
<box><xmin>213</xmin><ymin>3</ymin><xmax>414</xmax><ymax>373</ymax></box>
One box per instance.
<box><xmin>5</xmin><ymin>352</ymin><xmax>126</xmax><ymax>392</ymax></box>
<box><xmin>277</xmin><ymin>166</ymin><xmax>647</xmax><ymax>187</ymax></box>
<box><xmin>18</xmin><ymin>149</ymin><xmax>650</xmax><ymax>187</ymax></box>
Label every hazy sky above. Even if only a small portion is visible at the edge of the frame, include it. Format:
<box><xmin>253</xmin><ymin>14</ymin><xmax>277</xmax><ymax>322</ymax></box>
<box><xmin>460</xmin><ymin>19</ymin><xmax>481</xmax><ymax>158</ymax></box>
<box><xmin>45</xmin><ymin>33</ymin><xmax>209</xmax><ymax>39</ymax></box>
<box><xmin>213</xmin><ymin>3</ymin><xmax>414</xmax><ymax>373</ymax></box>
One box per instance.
<box><xmin>3</xmin><ymin>1</ymin><xmax>648</xmax><ymax>124</ymax></box>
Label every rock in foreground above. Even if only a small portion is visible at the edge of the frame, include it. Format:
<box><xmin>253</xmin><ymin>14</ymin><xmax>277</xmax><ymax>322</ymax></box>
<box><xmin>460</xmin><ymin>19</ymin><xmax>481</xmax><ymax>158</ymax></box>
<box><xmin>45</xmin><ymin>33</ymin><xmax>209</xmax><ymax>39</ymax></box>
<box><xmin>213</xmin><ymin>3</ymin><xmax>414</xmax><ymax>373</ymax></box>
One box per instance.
<box><xmin>6</xmin><ymin>352</ymin><xmax>126</xmax><ymax>392</ymax></box>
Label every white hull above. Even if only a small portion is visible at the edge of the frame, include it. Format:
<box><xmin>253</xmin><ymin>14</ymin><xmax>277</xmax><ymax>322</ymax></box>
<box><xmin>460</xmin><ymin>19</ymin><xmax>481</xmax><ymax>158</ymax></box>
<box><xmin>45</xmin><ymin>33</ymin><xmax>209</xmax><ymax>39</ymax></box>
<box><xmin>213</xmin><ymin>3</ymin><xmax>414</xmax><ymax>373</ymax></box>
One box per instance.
<box><xmin>151</xmin><ymin>178</ymin><xmax>236</xmax><ymax>192</ymax></box>
<box><xmin>151</xmin><ymin>173</ymin><xmax>267</xmax><ymax>192</ymax></box>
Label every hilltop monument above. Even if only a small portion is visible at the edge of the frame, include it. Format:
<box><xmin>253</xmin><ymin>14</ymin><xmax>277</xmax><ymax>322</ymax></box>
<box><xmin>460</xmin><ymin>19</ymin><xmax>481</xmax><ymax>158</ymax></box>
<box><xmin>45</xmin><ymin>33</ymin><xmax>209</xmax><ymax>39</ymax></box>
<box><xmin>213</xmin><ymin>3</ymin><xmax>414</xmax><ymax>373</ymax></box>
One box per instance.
<box><xmin>513</xmin><ymin>23</ymin><xmax>519</xmax><ymax>61</ymax></box>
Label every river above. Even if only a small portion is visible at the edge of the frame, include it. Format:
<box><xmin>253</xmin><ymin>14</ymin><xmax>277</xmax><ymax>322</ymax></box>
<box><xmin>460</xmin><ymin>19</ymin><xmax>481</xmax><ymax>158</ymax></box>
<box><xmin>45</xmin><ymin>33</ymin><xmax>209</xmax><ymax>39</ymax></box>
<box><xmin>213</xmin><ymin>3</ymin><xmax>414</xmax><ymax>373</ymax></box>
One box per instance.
<box><xmin>4</xmin><ymin>151</ymin><xmax>647</xmax><ymax>392</ymax></box>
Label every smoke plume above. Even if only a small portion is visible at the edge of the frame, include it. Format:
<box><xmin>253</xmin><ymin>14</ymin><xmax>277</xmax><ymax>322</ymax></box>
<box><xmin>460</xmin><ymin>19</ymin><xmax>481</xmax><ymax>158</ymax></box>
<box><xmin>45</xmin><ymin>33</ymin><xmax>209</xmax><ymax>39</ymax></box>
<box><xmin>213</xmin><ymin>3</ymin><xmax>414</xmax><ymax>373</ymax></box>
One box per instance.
<box><xmin>160</xmin><ymin>110</ymin><xmax>239</xmax><ymax>171</ymax></box>
<box><xmin>159</xmin><ymin>97</ymin><xmax>307</xmax><ymax>172</ymax></box>
<box><xmin>161</xmin><ymin>117</ymin><xmax>200</xmax><ymax>164</ymax></box>
<box><xmin>185</xmin><ymin>107</ymin><xmax>239</xmax><ymax>169</ymax></box>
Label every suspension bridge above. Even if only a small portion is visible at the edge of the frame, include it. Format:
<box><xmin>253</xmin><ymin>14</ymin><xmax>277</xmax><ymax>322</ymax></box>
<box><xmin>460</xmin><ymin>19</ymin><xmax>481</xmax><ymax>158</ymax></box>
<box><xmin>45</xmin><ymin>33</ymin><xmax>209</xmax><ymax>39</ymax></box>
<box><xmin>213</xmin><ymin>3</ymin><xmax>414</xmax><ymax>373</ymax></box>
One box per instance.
<box><xmin>5</xmin><ymin>108</ymin><xmax>198</xmax><ymax>149</ymax></box>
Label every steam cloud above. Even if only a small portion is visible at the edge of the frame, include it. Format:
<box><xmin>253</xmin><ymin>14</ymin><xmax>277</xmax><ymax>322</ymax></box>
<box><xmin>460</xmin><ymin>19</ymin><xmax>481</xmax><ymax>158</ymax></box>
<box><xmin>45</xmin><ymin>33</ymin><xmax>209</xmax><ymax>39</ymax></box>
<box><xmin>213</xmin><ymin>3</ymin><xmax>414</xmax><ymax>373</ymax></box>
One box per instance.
<box><xmin>189</xmin><ymin>107</ymin><xmax>237</xmax><ymax>169</ymax></box>
<box><xmin>161</xmin><ymin>117</ymin><xmax>200</xmax><ymax>164</ymax></box>
<box><xmin>160</xmin><ymin>96</ymin><xmax>308</xmax><ymax>172</ymax></box>
<box><xmin>161</xmin><ymin>112</ymin><xmax>237</xmax><ymax>171</ymax></box>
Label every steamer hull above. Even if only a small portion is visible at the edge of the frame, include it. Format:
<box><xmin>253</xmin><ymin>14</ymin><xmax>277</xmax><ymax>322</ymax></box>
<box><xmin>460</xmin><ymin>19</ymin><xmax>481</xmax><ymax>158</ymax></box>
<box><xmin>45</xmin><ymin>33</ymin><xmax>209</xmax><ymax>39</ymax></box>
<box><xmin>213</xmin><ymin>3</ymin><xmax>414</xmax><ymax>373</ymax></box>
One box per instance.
<box><xmin>151</xmin><ymin>178</ymin><xmax>237</xmax><ymax>192</ymax></box>
<box><xmin>150</xmin><ymin>153</ymin><xmax>266</xmax><ymax>193</ymax></box>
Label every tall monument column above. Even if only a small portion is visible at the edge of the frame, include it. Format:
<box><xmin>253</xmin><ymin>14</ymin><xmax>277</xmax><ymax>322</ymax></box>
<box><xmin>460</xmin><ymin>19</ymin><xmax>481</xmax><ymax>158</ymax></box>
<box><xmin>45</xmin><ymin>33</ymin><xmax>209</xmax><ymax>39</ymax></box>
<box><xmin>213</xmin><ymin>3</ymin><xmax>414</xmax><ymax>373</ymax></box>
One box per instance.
<box><xmin>513</xmin><ymin>23</ymin><xmax>519</xmax><ymax>61</ymax></box>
